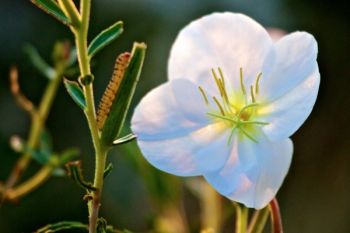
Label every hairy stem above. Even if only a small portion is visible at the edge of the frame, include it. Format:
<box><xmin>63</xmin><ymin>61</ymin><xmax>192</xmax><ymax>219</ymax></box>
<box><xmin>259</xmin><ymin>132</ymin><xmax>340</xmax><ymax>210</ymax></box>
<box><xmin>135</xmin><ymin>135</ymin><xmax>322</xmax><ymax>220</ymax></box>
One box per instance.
<box><xmin>72</xmin><ymin>0</ymin><xmax>108</xmax><ymax>232</ymax></box>
<box><xmin>89</xmin><ymin>150</ymin><xmax>107</xmax><ymax>232</ymax></box>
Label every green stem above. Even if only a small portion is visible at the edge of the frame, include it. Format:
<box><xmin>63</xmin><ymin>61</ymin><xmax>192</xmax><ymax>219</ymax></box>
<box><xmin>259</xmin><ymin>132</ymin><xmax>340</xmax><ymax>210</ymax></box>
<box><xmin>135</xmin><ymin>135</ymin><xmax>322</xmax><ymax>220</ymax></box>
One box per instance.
<box><xmin>72</xmin><ymin>0</ymin><xmax>108</xmax><ymax>232</ymax></box>
<box><xmin>38</xmin><ymin>70</ymin><xmax>64</xmax><ymax>120</ymax></box>
<box><xmin>4</xmin><ymin>71</ymin><xmax>63</xmax><ymax>190</ymax></box>
<box><xmin>200</xmin><ymin>180</ymin><xmax>222</xmax><ymax>232</ymax></box>
<box><xmin>75</xmin><ymin>0</ymin><xmax>90</xmax><ymax>76</ymax></box>
<box><xmin>57</xmin><ymin>0</ymin><xmax>81</xmax><ymax>28</ymax></box>
<box><xmin>248</xmin><ymin>207</ymin><xmax>270</xmax><ymax>233</ymax></box>
<box><xmin>5</xmin><ymin>165</ymin><xmax>53</xmax><ymax>201</ymax></box>
<box><xmin>234</xmin><ymin>203</ymin><xmax>249</xmax><ymax>233</ymax></box>
<box><xmin>83</xmin><ymin>82</ymin><xmax>107</xmax><ymax>233</ymax></box>
<box><xmin>89</xmin><ymin>150</ymin><xmax>107</xmax><ymax>233</ymax></box>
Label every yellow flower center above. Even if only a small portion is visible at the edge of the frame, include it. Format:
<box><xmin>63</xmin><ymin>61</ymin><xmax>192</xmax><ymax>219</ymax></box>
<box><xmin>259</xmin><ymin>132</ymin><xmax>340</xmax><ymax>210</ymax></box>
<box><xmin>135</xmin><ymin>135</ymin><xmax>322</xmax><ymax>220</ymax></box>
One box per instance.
<box><xmin>198</xmin><ymin>67</ymin><xmax>268</xmax><ymax>144</ymax></box>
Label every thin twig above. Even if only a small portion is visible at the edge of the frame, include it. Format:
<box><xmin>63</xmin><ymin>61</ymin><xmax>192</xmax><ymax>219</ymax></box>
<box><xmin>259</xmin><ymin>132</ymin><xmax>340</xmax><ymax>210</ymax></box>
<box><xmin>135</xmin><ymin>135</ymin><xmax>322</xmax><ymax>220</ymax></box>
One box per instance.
<box><xmin>9</xmin><ymin>66</ymin><xmax>37</xmax><ymax>116</ymax></box>
<box><xmin>269</xmin><ymin>198</ymin><xmax>283</xmax><ymax>233</ymax></box>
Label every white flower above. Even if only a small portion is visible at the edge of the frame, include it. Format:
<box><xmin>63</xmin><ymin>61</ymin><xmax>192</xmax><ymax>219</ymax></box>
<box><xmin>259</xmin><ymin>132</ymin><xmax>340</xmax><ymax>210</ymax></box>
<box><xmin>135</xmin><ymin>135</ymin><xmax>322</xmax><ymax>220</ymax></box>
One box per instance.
<box><xmin>131</xmin><ymin>12</ymin><xmax>319</xmax><ymax>209</ymax></box>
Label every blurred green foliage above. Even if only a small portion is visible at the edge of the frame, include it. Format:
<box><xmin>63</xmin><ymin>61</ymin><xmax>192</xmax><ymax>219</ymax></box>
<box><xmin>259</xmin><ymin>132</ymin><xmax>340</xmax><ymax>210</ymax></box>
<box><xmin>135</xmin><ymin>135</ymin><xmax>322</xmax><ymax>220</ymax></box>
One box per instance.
<box><xmin>0</xmin><ymin>0</ymin><xmax>349</xmax><ymax>232</ymax></box>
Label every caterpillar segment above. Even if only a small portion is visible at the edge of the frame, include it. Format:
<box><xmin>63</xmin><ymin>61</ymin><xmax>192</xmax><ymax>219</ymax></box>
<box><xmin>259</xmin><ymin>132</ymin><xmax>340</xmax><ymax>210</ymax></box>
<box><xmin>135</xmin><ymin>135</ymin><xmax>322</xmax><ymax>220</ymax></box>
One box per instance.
<box><xmin>96</xmin><ymin>52</ymin><xmax>131</xmax><ymax>130</ymax></box>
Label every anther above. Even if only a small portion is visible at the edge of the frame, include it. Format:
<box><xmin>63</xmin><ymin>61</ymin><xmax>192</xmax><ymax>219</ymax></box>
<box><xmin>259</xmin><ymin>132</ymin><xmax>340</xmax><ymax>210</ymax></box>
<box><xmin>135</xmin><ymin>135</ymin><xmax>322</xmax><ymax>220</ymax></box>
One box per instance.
<box><xmin>212</xmin><ymin>68</ymin><xmax>230</xmax><ymax>106</ymax></box>
<box><xmin>218</xmin><ymin>67</ymin><xmax>225</xmax><ymax>88</ymax></box>
<box><xmin>240</xmin><ymin>67</ymin><xmax>246</xmax><ymax>96</ymax></box>
<box><xmin>212</xmin><ymin>69</ymin><xmax>224</xmax><ymax>96</ymax></box>
<box><xmin>250</xmin><ymin>85</ymin><xmax>256</xmax><ymax>103</ymax></box>
<box><xmin>198</xmin><ymin>86</ymin><xmax>209</xmax><ymax>105</ymax></box>
<box><xmin>212</xmin><ymin>96</ymin><xmax>225</xmax><ymax>115</ymax></box>
<box><xmin>255</xmin><ymin>72</ymin><xmax>262</xmax><ymax>95</ymax></box>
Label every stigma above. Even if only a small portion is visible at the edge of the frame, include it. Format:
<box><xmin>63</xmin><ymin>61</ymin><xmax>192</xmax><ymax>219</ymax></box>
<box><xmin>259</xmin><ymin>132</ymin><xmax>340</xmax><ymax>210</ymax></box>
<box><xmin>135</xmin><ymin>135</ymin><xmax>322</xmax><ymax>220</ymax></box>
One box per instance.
<box><xmin>198</xmin><ymin>67</ymin><xmax>269</xmax><ymax>144</ymax></box>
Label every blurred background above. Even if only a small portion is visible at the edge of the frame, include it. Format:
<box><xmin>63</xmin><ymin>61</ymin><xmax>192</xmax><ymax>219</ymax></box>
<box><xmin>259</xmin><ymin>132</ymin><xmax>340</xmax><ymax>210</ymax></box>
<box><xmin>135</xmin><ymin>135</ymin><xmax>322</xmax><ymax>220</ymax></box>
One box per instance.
<box><xmin>0</xmin><ymin>0</ymin><xmax>349</xmax><ymax>232</ymax></box>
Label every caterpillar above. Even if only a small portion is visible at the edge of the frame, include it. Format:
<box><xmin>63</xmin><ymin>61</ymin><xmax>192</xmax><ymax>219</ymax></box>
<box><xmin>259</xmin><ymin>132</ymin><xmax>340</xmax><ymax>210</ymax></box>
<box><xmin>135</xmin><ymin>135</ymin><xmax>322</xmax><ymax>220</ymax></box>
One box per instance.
<box><xmin>97</xmin><ymin>52</ymin><xmax>130</xmax><ymax>130</ymax></box>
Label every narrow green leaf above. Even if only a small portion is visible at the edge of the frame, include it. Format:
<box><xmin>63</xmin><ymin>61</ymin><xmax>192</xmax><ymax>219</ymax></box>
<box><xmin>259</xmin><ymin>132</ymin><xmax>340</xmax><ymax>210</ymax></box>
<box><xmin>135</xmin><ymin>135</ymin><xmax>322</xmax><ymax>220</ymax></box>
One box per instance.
<box><xmin>112</xmin><ymin>133</ymin><xmax>136</xmax><ymax>146</ymax></box>
<box><xmin>35</xmin><ymin>221</ymin><xmax>87</xmax><ymax>233</ymax></box>
<box><xmin>66</xmin><ymin>161</ymin><xmax>96</xmax><ymax>191</ymax></box>
<box><xmin>63</xmin><ymin>79</ymin><xmax>86</xmax><ymax>109</ymax></box>
<box><xmin>66</xmin><ymin>47</ymin><xmax>77</xmax><ymax>67</ymax></box>
<box><xmin>51</xmin><ymin>168</ymin><xmax>66</xmax><ymax>177</ymax></box>
<box><xmin>97</xmin><ymin>218</ymin><xmax>108</xmax><ymax>233</ymax></box>
<box><xmin>88</xmin><ymin>21</ymin><xmax>124</xmax><ymax>58</ymax></box>
<box><xmin>26</xmin><ymin>147</ymin><xmax>50</xmax><ymax>165</ymax></box>
<box><xmin>59</xmin><ymin>148</ymin><xmax>80</xmax><ymax>165</ymax></box>
<box><xmin>24</xmin><ymin>130</ymin><xmax>52</xmax><ymax>165</ymax></box>
<box><xmin>24</xmin><ymin>44</ymin><xmax>56</xmax><ymax>80</ymax></box>
<box><xmin>101</xmin><ymin>42</ymin><xmax>146</xmax><ymax>147</ymax></box>
<box><xmin>103</xmin><ymin>163</ymin><xmax>113</xmax><ymax>179</ymax></box>
<box><xmin>31</xmin><ymin>0</ymin><xmax>70</xmax><ymax>25</ymax></box>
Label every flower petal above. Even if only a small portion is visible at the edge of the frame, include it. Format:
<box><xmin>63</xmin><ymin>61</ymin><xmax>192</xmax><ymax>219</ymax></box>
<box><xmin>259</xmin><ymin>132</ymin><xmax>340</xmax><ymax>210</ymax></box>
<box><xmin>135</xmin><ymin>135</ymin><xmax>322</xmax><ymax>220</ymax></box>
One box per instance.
<box><xmin>204</xmin><ymin>134</ymin><xmax>293</xmax><ymax>209</ymax></box>
<box><xmin>132</xmin><ymin>79</ymin><xmax>231</xmax><ymax>176</ymax></box>
<box><xmin>168</xmin><ymin>12</ymin><xmax>274</xmax><ymax>93</ymax></box>
<box><xmin>260</xmin><ymin>31</ymin><xmax>318</xmax><ymax>101</ymax></box>
<box><xmin>171</xmin><ymin>79</ymin><xmax>211</xmax><ymax>124</ymax></box>
<box><xmin>136</xmin><ymin>122</ymin><xmax>232</xmax><ymax>176</ymax></box>
<box><xmin>259</xmin><ymin>67</ymin><xmax>320</xmax><ymax>141</ymax></box>
<box><xmin>132</xmin><ymin>80</ymin><xmax>208</xmax><ymax>141</ymax></box>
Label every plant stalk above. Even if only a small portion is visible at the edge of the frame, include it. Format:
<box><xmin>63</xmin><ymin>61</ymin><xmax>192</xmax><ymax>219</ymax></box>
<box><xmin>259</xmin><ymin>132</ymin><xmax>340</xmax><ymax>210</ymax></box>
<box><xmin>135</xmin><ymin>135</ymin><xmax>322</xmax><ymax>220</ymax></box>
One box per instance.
<box><xmin>4</xmin><ymin>71</ymin><xmax>63</xmax><ymax>191</ymax></box>
<box><xmin>269</xmin><ymin>198</ymin><xmax>283</xmax><ymax>233</ymax></box>
<box><xmin>200</xmin><ymin>180</ymin><xmax>222</xmax><ymax>232</ymax></box>
<box><xmin>4</xmin><ymin>165</ymin><xmax>53</xmax><ymax>201</ymax></box>
<box><xmin>248</xmin><ymin>207</ymin><xmax>270</xmax><ymax>233</ymax></box>
<box><xmin>72</xmin><ymin>0</ymin><xmax>108</xmax><ymax>232</ymax></box>
<box><xmin>234</xmin><ymin>203</ymin><xmax>249</xmax><ymax>233</ymax></box>
<box><xmin>57</xmin><ymin>0</ymin><xmax>81</xmax><ymax>28</ymax></box>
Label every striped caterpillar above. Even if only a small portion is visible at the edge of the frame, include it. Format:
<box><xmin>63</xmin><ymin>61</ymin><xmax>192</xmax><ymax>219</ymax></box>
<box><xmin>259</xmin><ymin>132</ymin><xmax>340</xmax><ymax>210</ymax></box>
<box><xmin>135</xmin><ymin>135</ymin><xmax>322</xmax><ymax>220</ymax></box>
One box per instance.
<box><xmin>97</xmin><ymin>52</ymin><xmax>130</xmax><ymax>130</ymax></box>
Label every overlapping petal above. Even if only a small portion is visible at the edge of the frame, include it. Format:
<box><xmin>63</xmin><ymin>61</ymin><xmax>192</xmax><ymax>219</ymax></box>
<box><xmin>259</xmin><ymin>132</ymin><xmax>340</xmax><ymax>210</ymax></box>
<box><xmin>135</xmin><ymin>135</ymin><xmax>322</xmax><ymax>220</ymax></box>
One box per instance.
<box><xmin>260</xmin><ymin>31</ymin><xmax>318</xmax><ymax>101</ymax></box>
<box><xmin>259</xmin><ymin>67</ymin><xmax>320</xmax><ymax>140</ymax></box>
<box><xmin>132</xmin><ymin>79</ymin><xmax>231</xmax><ymax>176</ymax></box>
<box><xmin>168</xmin><ymin>12</ymin><xmax>274</xmax><ymax>92</ymax></box>
<box><xmin>132</xmin><ymin>80</ymin><xmax>207</xmax><ymax>141</ymax></box>
<box><xmin>204</xmin><ymin>134</ymin><xmax>293</xmax><ymax>209</ymax></box>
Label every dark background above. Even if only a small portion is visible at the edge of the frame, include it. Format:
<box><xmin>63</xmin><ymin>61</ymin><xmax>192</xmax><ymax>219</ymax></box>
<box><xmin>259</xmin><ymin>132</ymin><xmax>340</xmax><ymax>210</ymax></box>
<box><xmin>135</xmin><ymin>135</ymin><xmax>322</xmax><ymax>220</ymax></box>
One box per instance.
<box><xmin>0</xmin><ymin>0</ymin><xmax>349</xmax><ymax>232</ymax></box>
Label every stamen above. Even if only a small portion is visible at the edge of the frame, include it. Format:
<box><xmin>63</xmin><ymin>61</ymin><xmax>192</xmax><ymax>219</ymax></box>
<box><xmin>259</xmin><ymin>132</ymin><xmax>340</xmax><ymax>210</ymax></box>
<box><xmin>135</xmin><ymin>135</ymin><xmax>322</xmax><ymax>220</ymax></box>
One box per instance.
<box><xmin>240</xmin><ymin>67</ymin><xmax>246</xmax><ymax>96</ymax></box>
<box><xmin>220</xmin><ymin>78</ymin><xmax>230</xmax><ymax>104</ymax></box>
<box><xmin>198</xmin><ymin>86</ymin><xmax>209</xmax><ymax>105</ymax></box>
<box><xmin>212</xmin><ymin>68</ymin><xmax>229</xmax><ymax>106</ymax></box>
<box><xmin>250</xmin><ymin>85</ymin><xmax>256</xmax><ymax>103</ymax></box>
<box><xmin>212</xmin><ymin>69</ymin><xmax>224</xmax><ymax>97</ymax></box>
<box><xmin>212</xmin><ymin>96</ymin><xmax>225</xmax><ymax>115</ymax></box>
<box><xmin>206</xmin><ymin>68</ymin><xmax>267</xmax><ymax>144</ymax></box>
<box><xmin>218</xmin><ymin>67</ymin><xmax>225</xmax><ymax>88</ymax></box>
<box><xmin>255</xmin><ymin>72</ymin><xmax>262</xmax><ymax>95</ymax></box>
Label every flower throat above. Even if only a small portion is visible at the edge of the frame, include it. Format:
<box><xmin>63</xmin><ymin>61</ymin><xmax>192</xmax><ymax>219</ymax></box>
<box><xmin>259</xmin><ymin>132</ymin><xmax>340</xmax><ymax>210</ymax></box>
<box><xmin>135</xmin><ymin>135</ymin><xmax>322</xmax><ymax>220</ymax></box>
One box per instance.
<box><xmin>198</xmin><ymin>67</ymin><xmax>269</xmax><ymax>144</ymax></box>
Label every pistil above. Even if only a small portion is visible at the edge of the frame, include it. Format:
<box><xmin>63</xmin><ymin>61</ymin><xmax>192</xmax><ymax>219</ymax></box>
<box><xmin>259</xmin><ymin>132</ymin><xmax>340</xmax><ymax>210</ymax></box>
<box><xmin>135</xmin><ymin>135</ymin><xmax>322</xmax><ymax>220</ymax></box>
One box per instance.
<box><xmin>198</xmin><ymin>67</ymin><xmax>269</xmax><ymax>144</ymax></box>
